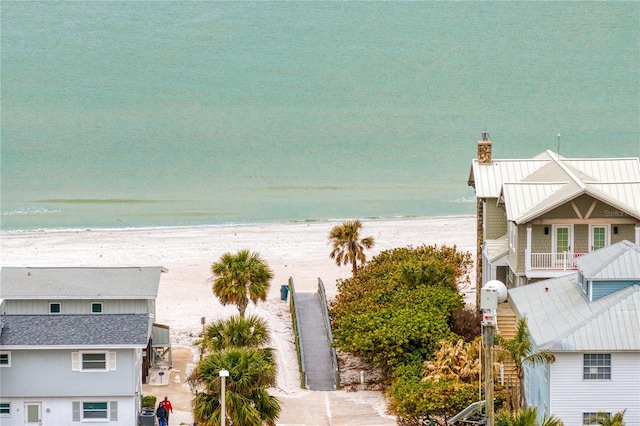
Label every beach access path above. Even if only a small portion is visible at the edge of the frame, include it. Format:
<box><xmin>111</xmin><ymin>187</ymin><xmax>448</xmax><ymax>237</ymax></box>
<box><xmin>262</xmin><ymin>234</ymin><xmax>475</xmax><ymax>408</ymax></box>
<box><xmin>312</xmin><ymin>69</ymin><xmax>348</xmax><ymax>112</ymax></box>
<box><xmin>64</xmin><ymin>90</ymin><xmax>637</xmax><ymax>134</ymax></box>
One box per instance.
<box><xmin>1</xmin><ymin>216</ymin><xmax>477</xmax><ymax>425</ymax></box>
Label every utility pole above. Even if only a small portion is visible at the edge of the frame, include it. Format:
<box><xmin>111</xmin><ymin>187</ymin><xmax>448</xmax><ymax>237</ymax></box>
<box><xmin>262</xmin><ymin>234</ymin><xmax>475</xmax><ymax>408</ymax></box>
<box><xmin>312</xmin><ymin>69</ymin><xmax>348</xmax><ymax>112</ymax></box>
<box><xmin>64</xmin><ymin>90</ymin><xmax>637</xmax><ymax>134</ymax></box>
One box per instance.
<box><xmin>480</xmin><ymin>280</ymin><xmax>507</xmax><ymax>426</ymax></box>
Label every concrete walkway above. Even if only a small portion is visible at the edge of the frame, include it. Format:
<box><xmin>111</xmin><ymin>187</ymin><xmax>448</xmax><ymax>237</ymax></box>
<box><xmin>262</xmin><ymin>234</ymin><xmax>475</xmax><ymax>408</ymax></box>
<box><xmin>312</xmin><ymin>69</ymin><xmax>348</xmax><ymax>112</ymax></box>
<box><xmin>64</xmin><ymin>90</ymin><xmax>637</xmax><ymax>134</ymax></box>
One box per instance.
<box><xmin>295</xmin><ymin>292</ymin><xmax>336</xmax><ymax>391</ymax></box>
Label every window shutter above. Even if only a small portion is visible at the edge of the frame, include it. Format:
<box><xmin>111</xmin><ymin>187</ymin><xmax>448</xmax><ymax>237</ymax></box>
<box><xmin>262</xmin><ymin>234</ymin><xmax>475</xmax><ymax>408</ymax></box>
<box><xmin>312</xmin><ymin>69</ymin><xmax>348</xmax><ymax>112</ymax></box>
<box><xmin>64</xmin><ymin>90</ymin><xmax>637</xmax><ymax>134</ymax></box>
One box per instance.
<box><xmin>109</xmin><ymin>352</ymin><xmax>116</xmax><ymax>371</ymax></box>
<box><xmin>71</xmin><ymin>352</ymin><xmax>79</xmax><ymax>371</ymax></box>
<box><xmin>72</xmin><ymin>401</ymin><xmax>80</xmax><ymax>421</ymax></box>
<box><xmin>109</xmin><ymin>401</ymin><xmax>118</xmax><ymax>421</ymax></box>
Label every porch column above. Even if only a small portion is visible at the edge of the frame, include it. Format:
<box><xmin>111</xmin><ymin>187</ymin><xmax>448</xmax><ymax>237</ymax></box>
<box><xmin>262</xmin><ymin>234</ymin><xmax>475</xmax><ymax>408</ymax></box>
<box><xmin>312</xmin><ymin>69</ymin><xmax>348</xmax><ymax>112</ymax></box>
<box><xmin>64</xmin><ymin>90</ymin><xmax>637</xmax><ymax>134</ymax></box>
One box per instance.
<box><xmin>636</xmin><ymin>225</ymin><xmax>640</xmax><ymax>245</ymax></box>
<box><xmin>525</xmin><ymin>225</ymin><xmax>532</xmax><ymax>272</ymax></box>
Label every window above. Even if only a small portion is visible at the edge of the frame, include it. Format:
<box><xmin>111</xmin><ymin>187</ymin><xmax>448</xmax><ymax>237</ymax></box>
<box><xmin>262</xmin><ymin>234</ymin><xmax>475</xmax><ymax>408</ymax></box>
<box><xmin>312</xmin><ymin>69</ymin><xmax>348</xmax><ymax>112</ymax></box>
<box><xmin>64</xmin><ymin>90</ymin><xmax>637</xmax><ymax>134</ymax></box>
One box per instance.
<box><xmin>583</xmin><ymin>354</ymin><xmax>611</xmax><ymax>380</ymax></box>
<box><xmin>72</xmin><ymin>401</ymin><xmax>117</xmax><ymax>421</ymax></box>
<box><xmin>91</xmin><ymin>302</ymin><xmax>103</xmax><ymax>313</ymax></box>
<box><xmin>583</xmin><ymin>412</ymin><xmax>610</xmax><ymax>425</ymax></box>
<box><xmin>72</xmin><ymin>351</ymin><xmax>116</xmax><ymax>372</ymax></box>
<box><xmin>0</xmin><ymin>402</ymin><xmax>10</xmax><ymax>417</ymax></box>
<box><xmin>0</xmin><ymin>352</ymin><xmax>10</xmax><ymax>367</ymax></box>
<box><xmin>49</xmin><ymin>302</ymin><xmax>61</xmax><ymax>313</ymax></box>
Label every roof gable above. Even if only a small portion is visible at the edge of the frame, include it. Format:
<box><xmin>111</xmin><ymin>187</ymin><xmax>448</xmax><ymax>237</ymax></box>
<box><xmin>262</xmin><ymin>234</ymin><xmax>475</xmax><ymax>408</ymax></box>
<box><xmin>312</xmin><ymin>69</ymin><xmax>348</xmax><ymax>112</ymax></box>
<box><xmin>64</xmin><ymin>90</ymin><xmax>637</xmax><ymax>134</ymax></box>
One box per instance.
<box><xmin>508</xmin><ymin>278</ymin><xmax>640</xmax><ymax>352</ymax></box>
<box><xmin>470</xmin><ymin>149</ymin><xmax>640</xmax><ymax>223</ymax></box>
<box><xmin>577</xmin><ymin>240</ymin><xmax>640</xmax><ymax>280</ymax></box>
<box><xmin>0</xmin><ymin>267</ymin><xmax>162</xmax><ymax>300</ymax></box>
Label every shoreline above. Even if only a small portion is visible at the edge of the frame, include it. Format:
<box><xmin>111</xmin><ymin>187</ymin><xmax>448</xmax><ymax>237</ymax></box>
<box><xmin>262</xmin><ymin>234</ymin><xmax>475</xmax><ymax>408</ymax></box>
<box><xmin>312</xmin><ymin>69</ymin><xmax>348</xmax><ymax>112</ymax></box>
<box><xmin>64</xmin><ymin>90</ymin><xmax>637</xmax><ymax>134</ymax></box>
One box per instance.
<box><xmin>0</xmin><ymin>214</ymin><xmax>475</xmax><ymax>236</ymax></box>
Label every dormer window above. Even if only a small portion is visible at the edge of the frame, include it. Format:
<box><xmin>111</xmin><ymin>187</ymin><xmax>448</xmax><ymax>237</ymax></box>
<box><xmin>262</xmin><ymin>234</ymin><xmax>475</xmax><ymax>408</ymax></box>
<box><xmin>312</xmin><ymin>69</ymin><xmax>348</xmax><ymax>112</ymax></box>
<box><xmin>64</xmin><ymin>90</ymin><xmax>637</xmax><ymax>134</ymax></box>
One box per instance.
<box><xmin>91</xmin><ymin>302</ymin><xmax>103</xmax><ymax>314</ymax></box>
<box><xmin>49</xmin><ymin>302</ymin><xmax>61</xmax><ymax>314</ymax></box>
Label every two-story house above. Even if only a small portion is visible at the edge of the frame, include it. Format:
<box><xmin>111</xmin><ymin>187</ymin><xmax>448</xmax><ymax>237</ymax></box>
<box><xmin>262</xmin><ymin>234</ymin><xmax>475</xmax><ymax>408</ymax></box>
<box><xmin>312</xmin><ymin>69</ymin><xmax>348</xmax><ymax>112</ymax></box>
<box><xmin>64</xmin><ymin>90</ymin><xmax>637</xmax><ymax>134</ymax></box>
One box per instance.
<box><xmin>506</xmin><ymin>240</ymin><xmax>640</xmax><ymax>425</ymax></box>
<box><xmin>468</xmin><ymin>133</ymin><xmax>640</xmax><ymax>308</ymax></box>
<box><xmin>0</xmin><ymin>267</ymin><xmax>168</xmax><ymax>426</ymax></box>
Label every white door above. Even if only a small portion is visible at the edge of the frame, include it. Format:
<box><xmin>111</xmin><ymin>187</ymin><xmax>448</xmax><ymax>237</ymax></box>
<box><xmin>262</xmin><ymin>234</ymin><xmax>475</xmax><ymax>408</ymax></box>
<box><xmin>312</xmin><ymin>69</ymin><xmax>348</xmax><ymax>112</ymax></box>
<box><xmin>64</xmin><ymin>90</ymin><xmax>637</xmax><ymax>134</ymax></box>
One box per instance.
<box><xmin>25</xmin><ymin>402</ymin><xmax>41</xmax><ymax>425</ymax></box>
<box><xmin>553</xmin><ymin>225</ymin><xmax>572</xmax><ymax>265</ymax></box>
<box><xmin>590</xmin><ymin>225</ymin><xmax>609</xmax><ymax>252</ymax></box>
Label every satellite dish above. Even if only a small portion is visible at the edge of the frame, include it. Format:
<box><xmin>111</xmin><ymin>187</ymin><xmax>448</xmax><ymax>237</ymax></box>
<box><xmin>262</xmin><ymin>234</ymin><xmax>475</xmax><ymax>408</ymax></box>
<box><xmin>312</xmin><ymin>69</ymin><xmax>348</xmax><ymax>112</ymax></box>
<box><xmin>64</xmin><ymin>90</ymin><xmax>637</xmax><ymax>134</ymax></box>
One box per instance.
<box><xmin>483</xmin><ymin>280</ymin><xmax>508</xmax><ymax>303</ymax></box>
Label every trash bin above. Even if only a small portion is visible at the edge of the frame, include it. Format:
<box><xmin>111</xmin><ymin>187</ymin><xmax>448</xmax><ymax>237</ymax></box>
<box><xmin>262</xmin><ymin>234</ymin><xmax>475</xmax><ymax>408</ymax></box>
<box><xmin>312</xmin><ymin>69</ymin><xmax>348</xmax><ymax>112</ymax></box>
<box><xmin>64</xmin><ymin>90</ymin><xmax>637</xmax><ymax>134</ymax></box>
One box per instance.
<box><xmin>139</xmin><ymin>410</ymin><xmax>155</xmax><ymax>426</ymax></box>
<box><xmin>280</xmin><ymin>285</ymin><xmax>289</xmax><ymax>301</ymax></box>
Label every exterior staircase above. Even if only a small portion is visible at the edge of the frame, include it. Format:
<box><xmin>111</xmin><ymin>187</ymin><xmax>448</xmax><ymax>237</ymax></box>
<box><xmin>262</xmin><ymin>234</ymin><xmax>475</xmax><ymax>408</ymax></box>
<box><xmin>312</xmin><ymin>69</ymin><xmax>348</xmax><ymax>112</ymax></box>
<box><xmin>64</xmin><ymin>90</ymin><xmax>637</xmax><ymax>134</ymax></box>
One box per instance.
<box><xmin>496</xmin><ymin>304</ymin><xmax>519</xmax><ymax>389</ymax></box>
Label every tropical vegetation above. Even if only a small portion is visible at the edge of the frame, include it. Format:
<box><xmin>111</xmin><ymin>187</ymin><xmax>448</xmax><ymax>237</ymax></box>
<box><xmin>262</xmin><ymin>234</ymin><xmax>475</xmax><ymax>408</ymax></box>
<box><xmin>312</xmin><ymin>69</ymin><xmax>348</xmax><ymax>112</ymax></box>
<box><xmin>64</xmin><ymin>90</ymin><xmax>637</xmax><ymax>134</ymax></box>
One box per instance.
<box><xmin>211</xmin><ymin>249</ymin><xmax>273</xmax><ymax>317</ymax></box>
<box><xmin>496</xmin><ymin>407</ymin><xmax>563</xmax><ymax>426</ymax></box>
<box><xmin>586</xmin><ymin>410</ymin><xmax>626</xmax><ymax>426</ymax></box>
<box><xmin>496</xmin><ymin>318</ymin><xmax>555</xmax><ymax>410</ymax></box>
<box><xmin>188</xmin><ymin>314</ymin><xmax>280</xmax><ymax>426</ymax></box>
<box><xmin>330</xmin><ymin>244</ymin><xmax>492</xmax><ymax>422</ymax></box>
<box><xmin>328</xmin><ymin>219</ymin><xmax>375</xmax><ymax>276</ymax></box>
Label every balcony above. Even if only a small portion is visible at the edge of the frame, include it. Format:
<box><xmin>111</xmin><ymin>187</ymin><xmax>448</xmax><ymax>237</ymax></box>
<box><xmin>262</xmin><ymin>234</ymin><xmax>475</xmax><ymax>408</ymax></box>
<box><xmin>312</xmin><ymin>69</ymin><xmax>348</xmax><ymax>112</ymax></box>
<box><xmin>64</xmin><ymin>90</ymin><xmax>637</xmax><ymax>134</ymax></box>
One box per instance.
<box><xmin>525</xmin><ymin>251</ymin><xmax>586</xmax><ymax>276</ymax></box>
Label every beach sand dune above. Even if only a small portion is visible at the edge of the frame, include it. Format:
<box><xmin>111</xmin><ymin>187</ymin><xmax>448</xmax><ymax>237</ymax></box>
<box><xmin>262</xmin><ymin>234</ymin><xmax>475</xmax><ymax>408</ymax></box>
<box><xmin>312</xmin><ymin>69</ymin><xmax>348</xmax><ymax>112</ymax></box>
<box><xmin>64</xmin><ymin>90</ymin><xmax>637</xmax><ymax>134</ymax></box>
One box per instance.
<box><xmin>1</xmin><ymin>216</ymin><xmax>476</xmax><ymax>425</ymax></box>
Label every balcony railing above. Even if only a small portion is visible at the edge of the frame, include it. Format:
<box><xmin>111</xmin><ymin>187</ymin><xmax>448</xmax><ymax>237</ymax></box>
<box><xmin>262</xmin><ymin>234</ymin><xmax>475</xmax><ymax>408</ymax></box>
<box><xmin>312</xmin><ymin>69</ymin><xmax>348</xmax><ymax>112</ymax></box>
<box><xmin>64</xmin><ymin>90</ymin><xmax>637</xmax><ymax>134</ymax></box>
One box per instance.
<box><xmin>528</xmin><ymin>252</ymin><xmax>586</xmax><ymax>271</ymax></box>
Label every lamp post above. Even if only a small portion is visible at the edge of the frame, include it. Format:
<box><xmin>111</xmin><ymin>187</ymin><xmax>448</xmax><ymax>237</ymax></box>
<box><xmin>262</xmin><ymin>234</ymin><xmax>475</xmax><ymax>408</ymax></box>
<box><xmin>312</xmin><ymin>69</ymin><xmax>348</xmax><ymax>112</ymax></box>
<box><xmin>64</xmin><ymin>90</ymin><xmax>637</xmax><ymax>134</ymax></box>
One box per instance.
<box><xmin>219</xmin><ymin>369</ymin><xmax>229</xmax><ymax>426</ymax></box>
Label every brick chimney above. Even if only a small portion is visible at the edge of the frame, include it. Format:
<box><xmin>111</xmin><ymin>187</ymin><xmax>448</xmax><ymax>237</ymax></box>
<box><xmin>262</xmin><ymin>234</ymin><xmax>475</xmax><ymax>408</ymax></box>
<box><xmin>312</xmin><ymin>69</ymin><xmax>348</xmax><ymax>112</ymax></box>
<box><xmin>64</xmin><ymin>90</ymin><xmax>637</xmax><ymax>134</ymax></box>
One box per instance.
<box><xmin>477</xmin><ymin>131</ymin><xmax>492</xmax><ymax>164</ymax></box>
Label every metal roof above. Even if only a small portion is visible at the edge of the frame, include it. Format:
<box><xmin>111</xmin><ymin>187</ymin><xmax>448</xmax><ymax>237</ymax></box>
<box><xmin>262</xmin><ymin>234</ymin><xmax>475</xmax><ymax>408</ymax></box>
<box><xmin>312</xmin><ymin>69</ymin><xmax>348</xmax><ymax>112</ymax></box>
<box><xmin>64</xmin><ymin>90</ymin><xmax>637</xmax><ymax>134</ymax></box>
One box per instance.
<box><xmin>485</xmin><ymin>234</ymin><xmax>509</xmax><ymax>263</ymax></box>
<box><xmin>0</xmin><ymin>267</ymin><xmax>162</xmax><ymax>300</ymax></box>
<box><xmin>509</xmin><ymin>278</ymin><xmax>640</xmax><ymax>352</ymax></box>
<box><xmin>576</xmin><ymin>240</ymin><xmax>640</xmax><ymax>280</ymax></box>
<box><xmin>0</xmin><ymin>314</ymin><xmax>150</xmax><ymax>348</ymax></box>
<box><xmin>469</xmin><ymin>150</ymin><xmax>640</xmax><ymax>224</ymax></box>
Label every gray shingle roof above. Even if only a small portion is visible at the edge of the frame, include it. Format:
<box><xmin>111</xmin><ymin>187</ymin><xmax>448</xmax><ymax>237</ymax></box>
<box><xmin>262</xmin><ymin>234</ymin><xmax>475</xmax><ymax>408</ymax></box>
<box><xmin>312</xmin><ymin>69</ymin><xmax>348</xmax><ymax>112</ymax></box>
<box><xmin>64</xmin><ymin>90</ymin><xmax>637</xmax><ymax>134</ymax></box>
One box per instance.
<box><xmin>0</xmin><ymin>314</ymin><xmax>150</xmax><ymax>347</ymax></box>
<box><xmin>0</xmin><ymin>267</ymin><xmax>162</xmax><ymax>300</ymax></box>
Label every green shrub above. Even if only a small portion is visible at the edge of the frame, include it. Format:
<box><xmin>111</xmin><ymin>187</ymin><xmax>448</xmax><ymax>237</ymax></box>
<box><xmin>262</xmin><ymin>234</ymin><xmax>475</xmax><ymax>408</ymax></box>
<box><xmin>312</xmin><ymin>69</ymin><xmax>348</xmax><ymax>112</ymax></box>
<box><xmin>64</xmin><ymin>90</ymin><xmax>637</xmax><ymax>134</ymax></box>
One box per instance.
<box><xmin>141</xmin><ymin>395</ymin><xmax>156</xmax><ymax>408</ymax></box>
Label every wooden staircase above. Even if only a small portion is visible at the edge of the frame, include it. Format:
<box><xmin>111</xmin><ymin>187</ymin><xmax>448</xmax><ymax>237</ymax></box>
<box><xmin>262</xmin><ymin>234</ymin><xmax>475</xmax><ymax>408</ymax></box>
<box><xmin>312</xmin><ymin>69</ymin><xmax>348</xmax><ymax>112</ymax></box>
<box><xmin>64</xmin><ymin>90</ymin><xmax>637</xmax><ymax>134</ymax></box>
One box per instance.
<box><xmin>495</xmin><ymin>304</ymin><xmax>519</xmax><ymax>388</ymax></box>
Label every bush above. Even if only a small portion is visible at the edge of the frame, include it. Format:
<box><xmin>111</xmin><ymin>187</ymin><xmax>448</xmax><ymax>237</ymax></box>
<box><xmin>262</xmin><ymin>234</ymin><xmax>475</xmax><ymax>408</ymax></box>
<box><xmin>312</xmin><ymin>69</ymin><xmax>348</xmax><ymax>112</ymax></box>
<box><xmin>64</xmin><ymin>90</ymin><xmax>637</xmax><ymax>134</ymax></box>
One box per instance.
<box><xmin>141</xmin><ymin>395</ymin><xmax>156</xmax><ymax>408</ymax></box>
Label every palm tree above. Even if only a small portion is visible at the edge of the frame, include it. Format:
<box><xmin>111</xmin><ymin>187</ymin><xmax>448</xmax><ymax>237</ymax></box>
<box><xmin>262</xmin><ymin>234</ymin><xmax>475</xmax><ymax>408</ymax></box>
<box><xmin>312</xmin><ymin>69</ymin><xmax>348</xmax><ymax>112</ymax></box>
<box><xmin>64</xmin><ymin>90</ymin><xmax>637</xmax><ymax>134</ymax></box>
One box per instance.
<box><xmin>201</xmin><ymin>315</ymin><xmax>270</xmax><ymax>354</ymax></box>
<box><xmin>496</xmin><ymin>318</ymin><xmax>555</xmax><ymax>410</ymax></box>
<box><xmin>422</xmin><ymin>337</ymin><xmax>482</xmax><ymax>383</ymax></box>
<box><xmin>496</xmin><ymin>407</ymin><xmax>563</xmax><ymax>426</ymax></box>
<box><xmin>586</xmin><ymin>410</ymin><xmax>626</xmax><ymax>426</ymax></box>
<box><xmin>211</xmin><ymin>249</ymin><xmax>273</xmax><ymax>317</ymax></box>
<box><xmin>329</xmin><ymin>219</ymin><xmax>375</xmax><ymax>276</ymax></box>
<box><xmin>189</xmin><ymin>347</ymin><xmax>281</xmax><ymax>426</ymax></box>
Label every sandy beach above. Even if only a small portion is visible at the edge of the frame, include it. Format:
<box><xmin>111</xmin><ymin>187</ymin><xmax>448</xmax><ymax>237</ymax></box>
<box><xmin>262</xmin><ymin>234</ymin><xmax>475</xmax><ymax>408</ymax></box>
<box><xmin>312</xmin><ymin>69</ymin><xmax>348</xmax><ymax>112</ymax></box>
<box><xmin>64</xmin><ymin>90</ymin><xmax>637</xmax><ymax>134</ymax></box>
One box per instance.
<box><xmin>1</xmin><ymin>215</ymin><xmax>476</xmax><ymax>425</ymax></box>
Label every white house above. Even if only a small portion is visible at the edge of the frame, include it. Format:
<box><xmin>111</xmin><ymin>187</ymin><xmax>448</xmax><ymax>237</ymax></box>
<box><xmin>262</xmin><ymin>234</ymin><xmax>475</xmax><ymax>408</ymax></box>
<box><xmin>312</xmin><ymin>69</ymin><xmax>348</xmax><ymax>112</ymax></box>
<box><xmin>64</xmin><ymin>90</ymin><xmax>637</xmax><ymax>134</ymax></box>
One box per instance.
<box><xmin>506</xmin><ymin>241</ymin><xmax>640</xmax><ymax>425</ymax></box>
<box><xmin>0</xmin><ymin>267</ymin><xmax>167</xmax><ymax>426</ymax></box>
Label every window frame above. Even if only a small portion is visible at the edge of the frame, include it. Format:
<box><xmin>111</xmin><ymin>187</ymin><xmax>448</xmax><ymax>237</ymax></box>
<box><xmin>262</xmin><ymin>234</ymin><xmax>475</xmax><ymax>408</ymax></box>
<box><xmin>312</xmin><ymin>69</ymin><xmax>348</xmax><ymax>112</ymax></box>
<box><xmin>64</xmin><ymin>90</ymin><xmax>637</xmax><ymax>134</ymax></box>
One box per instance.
<box><xmin>82</xmin><ymin>401</ymin><xmax>108</xmax><ymax>420</ymax></box>
<box><xmin>0</xmin><ymin>402</ymin><xmax>10</xmax><ymax>417</ymax></box>
<box><xmin>0</xmin><ymin>352</ymin><xmax>10</xmax><ymax>367</ymax></box>
<box><xmin>73</xmin><ymin>351</ymin><xmax>116</xmax><ymax>372</ymax></box>
<box><xmin>49</xmin><ymin>302</ymin><xmax>62</xmax><ymax>314</ymax></box>
<box><xmin>583</xmin><ymin>353</ymin><xmax>611</xmax><ymax>380</ymax></box>
<box><xmin>73</xmin><ymin>401</ymin><xmax>117</xmax><ymax>422</ymax></box>
<box><xmin>583</xmin><ymin>412</ymin><xmax>611</xmax><ymax>425</ymax></box>
<box><xmin>91</xmin><ymin>302</ymin><xmax>103</xmax><ymax>314</ymax></box>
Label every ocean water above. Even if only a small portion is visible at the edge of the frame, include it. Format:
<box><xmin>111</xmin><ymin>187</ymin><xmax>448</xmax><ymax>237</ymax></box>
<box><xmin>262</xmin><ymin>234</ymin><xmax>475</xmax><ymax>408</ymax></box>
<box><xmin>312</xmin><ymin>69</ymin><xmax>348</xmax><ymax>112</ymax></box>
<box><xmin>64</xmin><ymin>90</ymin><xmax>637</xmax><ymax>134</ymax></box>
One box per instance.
<box><xmin>2</xmin><ymin>1</ymin><xmax>639</xmax><ymax>231</ymax></box>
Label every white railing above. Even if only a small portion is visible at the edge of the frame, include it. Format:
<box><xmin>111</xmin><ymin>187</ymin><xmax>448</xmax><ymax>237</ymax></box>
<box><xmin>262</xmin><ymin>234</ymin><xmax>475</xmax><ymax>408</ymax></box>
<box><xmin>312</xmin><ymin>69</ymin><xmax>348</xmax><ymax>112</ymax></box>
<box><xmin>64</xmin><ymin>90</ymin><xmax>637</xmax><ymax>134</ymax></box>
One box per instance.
<box><xmin>529</xmin><ymin>252</ymin><xmax>586</xmax><ymax>270</ymax></box>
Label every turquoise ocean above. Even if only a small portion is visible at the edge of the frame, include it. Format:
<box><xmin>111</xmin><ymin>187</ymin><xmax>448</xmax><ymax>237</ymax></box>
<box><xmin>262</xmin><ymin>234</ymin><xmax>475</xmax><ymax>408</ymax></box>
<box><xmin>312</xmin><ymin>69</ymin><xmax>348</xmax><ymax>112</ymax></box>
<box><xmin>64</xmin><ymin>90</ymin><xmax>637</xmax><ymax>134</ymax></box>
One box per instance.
<box><xmin>1</xmin><ymin>1</ymin><xmax>639</xmax><ymax>232</ymax></box>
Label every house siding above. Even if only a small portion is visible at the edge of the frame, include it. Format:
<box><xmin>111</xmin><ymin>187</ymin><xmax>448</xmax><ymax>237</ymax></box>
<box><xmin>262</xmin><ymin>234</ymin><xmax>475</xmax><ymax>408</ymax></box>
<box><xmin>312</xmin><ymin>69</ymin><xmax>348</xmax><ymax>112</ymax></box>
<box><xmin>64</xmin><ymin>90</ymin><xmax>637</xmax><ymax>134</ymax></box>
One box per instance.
<box><xmin>0</xmin><ymin>349</ymin><xmax>138</xmax><ymax>397</ymax></box>
<box><xmin>485</xmin><ymin>199</ymin><xmax>507</xmax><ymax>239</ymax></box>
<box><xmin>592</xmin><ymin>280</ymin><xmax>640</xmax><ymax>300</ymax></box>
<box><xmin>0</xmin><ymin>396</ymin><xmax>138</xmax><ymax>426</ymax></box>
<box><xmin>2</xmin><ymin>299</ymin><xmax>150</xmax><ymax>315</ymax></box>
<box><xmin>549</xmin><ymin>352</ymin><xmax>640</xmax><ymax>425</ymax></box>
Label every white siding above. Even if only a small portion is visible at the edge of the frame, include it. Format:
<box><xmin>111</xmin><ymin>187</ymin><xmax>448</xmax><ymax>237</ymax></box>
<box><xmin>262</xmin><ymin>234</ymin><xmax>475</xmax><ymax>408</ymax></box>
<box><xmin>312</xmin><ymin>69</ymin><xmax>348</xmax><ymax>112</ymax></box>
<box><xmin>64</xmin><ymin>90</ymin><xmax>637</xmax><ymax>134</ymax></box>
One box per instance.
<box><xmin>550</xmin><ymin>352</ymin><xmax>640</xmax><ymax>425</ymax></box>
<box><xmin>2</xmin><ymin>299</ymin><xmax>150</xmax><ymax>314</ymax></box>
<box><xmin>0</xmin><ymin>396</ymin><xmax>137</xmax><ymax>426</ymax></box>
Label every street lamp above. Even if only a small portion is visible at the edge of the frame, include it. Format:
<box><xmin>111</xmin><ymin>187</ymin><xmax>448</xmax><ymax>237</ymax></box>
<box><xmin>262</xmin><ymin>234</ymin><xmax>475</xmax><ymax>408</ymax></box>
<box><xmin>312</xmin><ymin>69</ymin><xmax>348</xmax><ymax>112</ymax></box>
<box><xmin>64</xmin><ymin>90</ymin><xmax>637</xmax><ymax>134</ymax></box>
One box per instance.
<box><xmin>219</xmin><ymin>369</ymin><xmax>229</xmax><ymax>426</ymax></box>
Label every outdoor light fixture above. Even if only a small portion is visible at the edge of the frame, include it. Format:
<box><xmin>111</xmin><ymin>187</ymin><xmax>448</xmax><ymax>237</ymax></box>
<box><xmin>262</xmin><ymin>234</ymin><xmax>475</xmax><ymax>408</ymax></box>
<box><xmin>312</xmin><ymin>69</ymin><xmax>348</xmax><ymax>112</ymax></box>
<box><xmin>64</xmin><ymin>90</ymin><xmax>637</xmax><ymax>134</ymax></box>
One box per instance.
<box><xmin>219</xmin><ymin>369</ymin><xmax>229</xmax><ymax>426</ymax></box>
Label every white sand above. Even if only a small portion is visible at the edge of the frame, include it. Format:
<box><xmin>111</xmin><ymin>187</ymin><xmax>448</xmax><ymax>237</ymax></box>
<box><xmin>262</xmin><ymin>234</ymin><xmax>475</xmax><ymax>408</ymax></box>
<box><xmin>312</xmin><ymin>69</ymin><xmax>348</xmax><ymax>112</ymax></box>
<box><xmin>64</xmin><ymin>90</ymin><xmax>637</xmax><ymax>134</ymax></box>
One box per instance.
<box><xmin>1</xmin><ymin>216</ymin><xmax>476</xmax><ymax>421</ymax></box>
